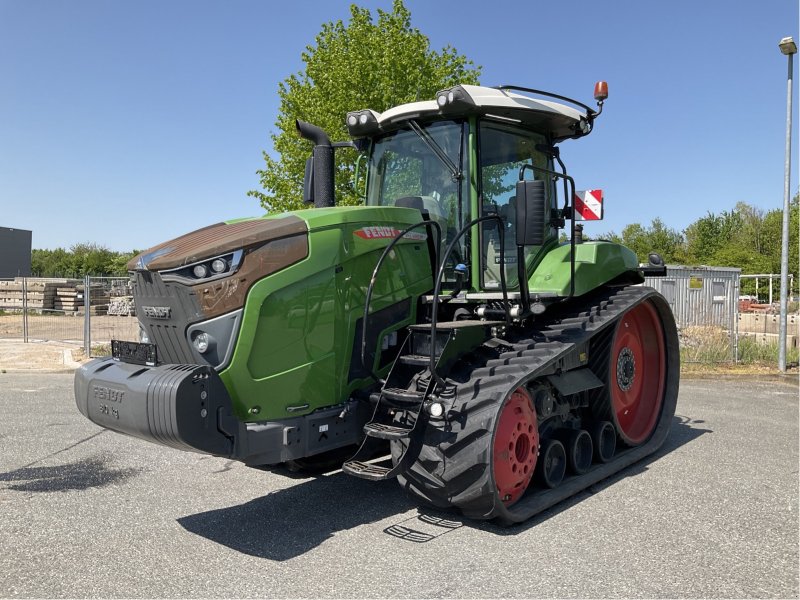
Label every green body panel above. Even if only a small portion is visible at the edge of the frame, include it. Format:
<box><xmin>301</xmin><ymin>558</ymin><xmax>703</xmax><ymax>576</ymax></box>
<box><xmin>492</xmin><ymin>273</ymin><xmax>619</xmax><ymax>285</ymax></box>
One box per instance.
<box><xmin>529</xmin><ymin>241</ymin><xmax>641</xmax><ymax>296</ymax></box>
<box><xmin>219</xmin><ymin>206</ymin><xmax>434</xmax><ymax>422</ymax></box>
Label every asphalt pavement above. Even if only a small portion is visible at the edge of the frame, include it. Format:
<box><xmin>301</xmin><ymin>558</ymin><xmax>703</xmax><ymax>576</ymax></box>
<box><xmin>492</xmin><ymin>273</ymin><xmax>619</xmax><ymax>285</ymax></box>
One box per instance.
<box><xmin>0</xmin><ymin>373</ymin><xmax>797</xmax><ymax>598</ymax></box>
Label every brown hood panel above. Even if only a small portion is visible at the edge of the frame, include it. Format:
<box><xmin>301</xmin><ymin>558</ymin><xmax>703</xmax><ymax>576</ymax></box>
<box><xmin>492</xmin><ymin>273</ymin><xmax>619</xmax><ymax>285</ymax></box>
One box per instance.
<box><xmin>128</xmin><ymin>216</ymin><xmax>308</xmax><ymax>272</ymax></box>
<box><xmin>194</xmin><ymin>234</ymin><xmax>309</xmax><ymax>319</ymax></box>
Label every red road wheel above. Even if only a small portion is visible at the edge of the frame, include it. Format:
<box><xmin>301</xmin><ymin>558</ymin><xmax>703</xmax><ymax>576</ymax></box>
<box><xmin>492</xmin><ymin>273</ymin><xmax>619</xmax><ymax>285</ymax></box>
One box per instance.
<box><xmin>493</xmin><ymin>387</ymin><xmax>539</xmax><ymax>507</ymax></box>
<box><xmin>610</xmin><ymin>300</ymin><xmax>666</xmax><ymax>446</ymax></box>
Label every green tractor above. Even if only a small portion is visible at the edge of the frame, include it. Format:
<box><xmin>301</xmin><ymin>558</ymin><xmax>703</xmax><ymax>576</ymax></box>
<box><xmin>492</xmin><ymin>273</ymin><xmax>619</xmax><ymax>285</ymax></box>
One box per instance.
<box><xmin>75</xmin><ymin>82</ymin><xmax>679</xmax><ymax>524</ymax></box>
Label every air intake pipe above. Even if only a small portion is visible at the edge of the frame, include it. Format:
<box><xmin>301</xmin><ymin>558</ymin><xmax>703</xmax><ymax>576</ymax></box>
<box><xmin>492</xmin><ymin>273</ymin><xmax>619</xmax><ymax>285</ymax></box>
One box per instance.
<box><xmin>296</xmin><ymin>119</ymin><xmax>335</xmax><ymax>208</ymax></box>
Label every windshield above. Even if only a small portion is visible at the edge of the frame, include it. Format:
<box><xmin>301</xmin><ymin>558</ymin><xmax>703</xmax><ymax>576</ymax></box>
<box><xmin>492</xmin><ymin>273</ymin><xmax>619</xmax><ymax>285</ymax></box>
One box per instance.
<box><xmin>366</xmin><ymin>120</ymin><xmax>469</xmax><ymax>270</ymax></box>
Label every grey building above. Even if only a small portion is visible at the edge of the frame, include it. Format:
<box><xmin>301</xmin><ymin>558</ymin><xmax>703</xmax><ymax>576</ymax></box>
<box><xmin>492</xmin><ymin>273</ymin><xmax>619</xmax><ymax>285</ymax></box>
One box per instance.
<box><xmin>644</xmin><ymin>265</ymin><xmax>741</xmax><ymax>330</ymax></box>
<box><xmin>0</xmin><ymin>227</ymin><xmax>32</xmax><ymax>277</ymax></box>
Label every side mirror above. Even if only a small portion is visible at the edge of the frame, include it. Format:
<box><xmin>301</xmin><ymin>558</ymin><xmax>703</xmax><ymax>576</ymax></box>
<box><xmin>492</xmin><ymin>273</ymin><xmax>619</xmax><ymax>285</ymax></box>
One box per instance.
<box><xmin>302</xmin><ymin>157</ymin><xmax>314</xmax><ymax>204</ymax></box>
<box><xmin>515</xmin><ymin>179</ymin><xmax>546</xmax><ymax>246</ymax></box>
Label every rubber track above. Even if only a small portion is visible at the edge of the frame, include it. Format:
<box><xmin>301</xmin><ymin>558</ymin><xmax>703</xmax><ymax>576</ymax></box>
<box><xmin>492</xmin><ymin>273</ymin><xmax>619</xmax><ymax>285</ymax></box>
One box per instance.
<box><xmin>391</xmin><ymin>285</ymin><xmax>680</xmax><ymax>525</ymax></box>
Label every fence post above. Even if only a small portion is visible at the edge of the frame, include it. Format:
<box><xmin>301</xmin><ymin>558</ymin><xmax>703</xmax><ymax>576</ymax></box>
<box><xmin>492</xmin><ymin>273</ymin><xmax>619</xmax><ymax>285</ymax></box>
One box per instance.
<box><xmin>22</xmin><ymin>277</ymin><xmax>28</xmax><ymax>343</ymax></box>
<box><xmin>83</xmin><ymin>275</ymin><xmax>91</xmax><ymax>356</ymax></box>
<box><xmin>733</xmin><ymin>273</ymin><xmax>739</xmax><ymax>363</ymax></box>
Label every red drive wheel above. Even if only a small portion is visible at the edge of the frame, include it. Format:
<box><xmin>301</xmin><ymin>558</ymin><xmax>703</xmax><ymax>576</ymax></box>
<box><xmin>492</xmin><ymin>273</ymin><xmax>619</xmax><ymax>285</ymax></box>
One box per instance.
<box><xmin>610</xmin><ymin>300</ymin><xmax>667</xmax><ymax>446</ymax></box>
<box><xmin>493</xmin><ymin>387</ymin><xmax>539</xmax><ymax>506</ymax></box>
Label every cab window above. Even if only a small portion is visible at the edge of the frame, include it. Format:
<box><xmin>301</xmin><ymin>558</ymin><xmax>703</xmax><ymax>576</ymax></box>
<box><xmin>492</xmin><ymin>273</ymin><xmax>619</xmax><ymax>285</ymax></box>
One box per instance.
<box><xmin>478</xmin><ymin>121</ymin><xmax>550</xmax><ymax>289</ymax></box>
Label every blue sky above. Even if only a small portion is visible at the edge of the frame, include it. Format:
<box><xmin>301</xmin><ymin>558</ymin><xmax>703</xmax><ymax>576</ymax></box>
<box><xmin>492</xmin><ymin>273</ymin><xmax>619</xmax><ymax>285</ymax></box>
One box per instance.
<box><xmin>1</xmin><ymin>0</ymin><xmax>797</xmax><ymax>251</ymax></box>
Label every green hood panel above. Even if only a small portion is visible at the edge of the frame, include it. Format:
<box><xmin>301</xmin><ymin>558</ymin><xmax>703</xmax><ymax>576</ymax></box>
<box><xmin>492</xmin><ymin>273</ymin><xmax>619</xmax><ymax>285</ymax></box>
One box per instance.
<box><xmin>220</xmin><ymin>206</ymin><xmax>434</xmax><ymax>422</ymax></box>
<box><xmin>529</xmin><ymin>241</ymin><xmax>641</xmax><ymax>296</ymax></box>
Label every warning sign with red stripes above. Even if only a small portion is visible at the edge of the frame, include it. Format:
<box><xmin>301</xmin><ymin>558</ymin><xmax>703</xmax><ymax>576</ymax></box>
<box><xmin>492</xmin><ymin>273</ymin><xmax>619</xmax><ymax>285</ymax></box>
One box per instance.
<box><xmin>574</xmin><ymin>189</ymin><xmax>604</xmax><ymax>221</ymax></box>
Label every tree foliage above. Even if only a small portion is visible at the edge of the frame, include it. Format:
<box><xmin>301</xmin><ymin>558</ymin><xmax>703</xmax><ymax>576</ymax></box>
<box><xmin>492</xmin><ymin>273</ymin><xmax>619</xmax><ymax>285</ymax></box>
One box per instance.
<box><xmin>248</xmin><ymin>0</ymin><xmax>481</xmax><ymax>213</ymax></box>
<box><xmin>597</xmin><ymin>218</ymin><xmax>686</xmax><ymax>264</ymax></box>
<box><xmin>31</xmin><ymin>244</ymin><xmax>138</xmax><ymax>277</ymax></box>
<box><xmin>597</xmin><ymin>196</ymin><xmax>798</xmax><ymax>298</ymax></box>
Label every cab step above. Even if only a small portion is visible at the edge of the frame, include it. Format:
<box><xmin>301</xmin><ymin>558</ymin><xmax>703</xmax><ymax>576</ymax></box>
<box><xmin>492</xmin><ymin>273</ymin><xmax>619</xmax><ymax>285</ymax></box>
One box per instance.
<box><xmin>363</xmin><ymin>422</ymin><xmax>413</xmax><ymax>440</ymax></box>
<box><xmin>398</xmin><ymin>354</ymin><xmax>430</xmax><ymax>366</ymax></box>
<box><xmin>341</xmin><ymin>460</ymin><xmax>394</xmax><ymax>481</ymax></box>
<box><xmin>382</xmin><ymin>387</ymin><xmax>425</xmax><ymax>403</ymax></box>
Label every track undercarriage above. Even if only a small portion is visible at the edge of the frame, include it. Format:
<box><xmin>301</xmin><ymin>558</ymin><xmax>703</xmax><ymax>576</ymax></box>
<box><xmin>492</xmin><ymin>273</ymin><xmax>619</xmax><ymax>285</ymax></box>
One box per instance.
<box><xmin>344</xmin><ymin>284</ymin><xmax>679</xmax><ymax>525</ymax></box>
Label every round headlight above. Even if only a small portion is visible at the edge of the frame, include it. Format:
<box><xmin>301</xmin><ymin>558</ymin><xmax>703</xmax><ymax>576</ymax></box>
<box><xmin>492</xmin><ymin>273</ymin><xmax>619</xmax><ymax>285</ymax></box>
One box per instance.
<box><xmin>347</xmin><ymin>115</ymin><xmax>357</xmax><ymax>127</ymax></box>
<box><xmin>359</xmin><ymin>113</ymin><xmax>368</xmax><ymax>125</ymax></box>
<box><xmin>428</xmin><ymin>401</ymin><xmax>444</xmax><ymax>418</ymax></box>
<box><xmin>210</xmin><ymin>258</ymin><xmax>227</xmax><ymax>273</ymax></box>
<box><xmin>193</xmin><ymin>264</ymin><xmax>208</xmax><ymax>278</ymax></box>
<box><xmin>448</xmin><ymin>91</ymin><xmax>454</xmax><ymax>103</ymax></box>
<box><xmin>193</xmin><ymin>332</ymin><xmax>210</xmax><ymax>354</ymax></box>
<box><xmin>436</xmin><ymin>94</ymin><xmax>448</xmax><ymax>107</ymax></box>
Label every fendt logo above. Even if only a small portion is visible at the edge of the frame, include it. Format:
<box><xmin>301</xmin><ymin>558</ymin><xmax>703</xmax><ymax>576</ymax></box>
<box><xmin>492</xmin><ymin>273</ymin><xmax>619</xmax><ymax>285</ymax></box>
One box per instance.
<box><xmin>142</xmin><ymin>305</ymin><xmax>171</xmax><ymax>319</ymax></box>
<box><xmin>354</xmin><ymin>226</ymin><xmax>427</xmax><ymax>241</ymax></box>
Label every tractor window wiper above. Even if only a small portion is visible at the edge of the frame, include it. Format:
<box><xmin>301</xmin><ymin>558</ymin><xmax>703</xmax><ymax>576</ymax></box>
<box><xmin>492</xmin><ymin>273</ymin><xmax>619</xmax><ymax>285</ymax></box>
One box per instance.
<box><xmin>407</xmin><ymin>120</ymin><xmax>462</xmax><ymax>181</ymax></box>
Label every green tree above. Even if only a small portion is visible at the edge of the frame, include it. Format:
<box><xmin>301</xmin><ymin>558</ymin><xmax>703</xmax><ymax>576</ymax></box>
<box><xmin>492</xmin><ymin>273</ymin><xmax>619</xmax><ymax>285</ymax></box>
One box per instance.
<box><xmin>30</xmin><ymin>245</ymin><xmax>138</xmax><ymax>277</ymax></box>
<box><xmin>618</xmin><ymin>218</ymin><xmax>686</xmax><ymax>264</ymax></box>
<box><xmin>684</xmin><ymin>209</ymin><xmax>742</xmax><ymax>263</ymax></box>
<box><xmin>248</xmin><ymin>0</ymin><xmax>481</xmax><ymax>213</ymax></box>
<box><xmin>761</xmin><ymin>195</ymin><xmax>798</xmax><ymax>275</ymax></box>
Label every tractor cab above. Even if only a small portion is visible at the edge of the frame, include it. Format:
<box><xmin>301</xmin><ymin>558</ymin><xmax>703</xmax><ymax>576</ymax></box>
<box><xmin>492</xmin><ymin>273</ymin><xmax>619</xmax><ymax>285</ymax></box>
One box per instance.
<box><xmin>347</xmin><ymin>84</ymin><xmax>604</xmax><ymax>295</ymax></box>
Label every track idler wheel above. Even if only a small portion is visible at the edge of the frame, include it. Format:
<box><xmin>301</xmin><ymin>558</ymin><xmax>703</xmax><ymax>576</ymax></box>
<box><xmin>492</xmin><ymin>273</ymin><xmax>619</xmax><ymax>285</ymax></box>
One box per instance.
<box><xmin>563</xmin><ymin>429</ymin><xmax>593</xmax><ymax>475</ymax></box>
<box><xmin>537</xmin><ymin>438</ymin><xmax>566</xmax><ymax>489</ymax></box>
<box><xmin>591</xmin><ymin>420</ymin><xmax>616</xmax><ymax>463</ymax></box>
<box><xmin>608</xmin><ymin>300</ymin><xmax>667</xmax><ymax>446</ymax></box>
<box><xmin>492</xmin><ymin>387</ymin><xmax>539</xmax><ymax>506</ymax></box>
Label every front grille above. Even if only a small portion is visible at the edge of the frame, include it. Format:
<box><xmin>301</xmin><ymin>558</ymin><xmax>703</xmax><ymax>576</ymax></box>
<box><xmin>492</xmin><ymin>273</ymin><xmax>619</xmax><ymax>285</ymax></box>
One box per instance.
<box><xmin>133</xmin><ymin>271</ymin><xmax>203</xmax><ymax>365</ymax></box>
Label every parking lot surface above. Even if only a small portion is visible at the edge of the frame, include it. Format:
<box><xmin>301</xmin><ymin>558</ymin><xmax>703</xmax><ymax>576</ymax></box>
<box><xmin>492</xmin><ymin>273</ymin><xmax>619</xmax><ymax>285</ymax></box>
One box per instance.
<box><xmin>0</xmin><ymin>373</ymin><xmax>797</xmax><ymax>598</ymax></box>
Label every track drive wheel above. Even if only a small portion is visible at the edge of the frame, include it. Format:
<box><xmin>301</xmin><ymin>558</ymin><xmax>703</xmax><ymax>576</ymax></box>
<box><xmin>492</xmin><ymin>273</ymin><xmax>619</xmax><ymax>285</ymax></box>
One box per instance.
<box><xmin>607</xmin><ymin>299</ymin><xmax>667</xmax><ymax>446</ymax></box>
<box><xmin>492</xmin><ymin>387</ymin><xmax>539</xmax><ymax>506</ymax></box>
<box><xmin>392</xmin><ymin>382</ymin><xmax>540</xmax><ymax>518</ymax></box>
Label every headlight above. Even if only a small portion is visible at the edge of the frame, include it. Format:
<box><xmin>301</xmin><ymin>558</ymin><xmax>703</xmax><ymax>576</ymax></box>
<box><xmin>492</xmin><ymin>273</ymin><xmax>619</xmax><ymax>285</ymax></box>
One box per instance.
<box><xmin>185</xmin><ymin>309</ymin><xmax>242</xmax><ymax>371</ymax></box>
<box><xmin>427</xmin><ymin>401</ymin><xmax>445</xmax><ymax>418</ymax></box>
<box><xmin>192</xmin><ymin>332</ymin><xmax>211</xmax><ymax>354</ymax></box>
<box><xmin>160</xmin><ymin>249</ymin><xmax>244</xmax><ymax>284</ymax></box>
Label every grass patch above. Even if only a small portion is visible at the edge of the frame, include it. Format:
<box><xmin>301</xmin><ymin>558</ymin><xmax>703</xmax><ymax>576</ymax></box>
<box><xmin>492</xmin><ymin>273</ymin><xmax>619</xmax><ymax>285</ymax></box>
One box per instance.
<box><xmin>679</xmin><ymin>325</ymin><xmax>799</xmax><ymax>371</ymax></box>
<box><xmin>91</xmin><ymin>343</ymin><xmax>112</xmax><ymax>357</ymax></box>
<box><xmin>680</xmin><ymin>326</ymin><xmax>733</xmax><ymax>364</ymax></box>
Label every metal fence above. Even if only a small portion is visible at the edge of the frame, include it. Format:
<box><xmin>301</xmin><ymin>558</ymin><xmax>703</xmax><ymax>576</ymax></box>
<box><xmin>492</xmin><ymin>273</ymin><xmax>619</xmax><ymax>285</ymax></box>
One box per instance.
<box><xmin>2</xmin><ymin>272</ymin><xmax>796</xmax><ymax>365</ymax></box>
<box><xmin>644</xmin><ymin>266</ymin><xmax>741</xmax><ymax>363</ymax></box>
<box><xmin>644</xmin><ymin>265</ymin><xmax>799</xmax><ymax>364</ymax></box>
<box><xmin>0</xmin><ymin>276</ymin><xmax>138</xmax><ymax>356</ymax></box>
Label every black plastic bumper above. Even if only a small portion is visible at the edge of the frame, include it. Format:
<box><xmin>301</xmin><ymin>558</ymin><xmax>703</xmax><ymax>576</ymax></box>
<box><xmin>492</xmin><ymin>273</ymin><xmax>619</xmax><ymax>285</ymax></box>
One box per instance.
<box><xmin>75</xmin><ymin>358</ymin><xmax>236</xmax><ymax>456</ymax></box>
<box><xmin>74</xmin><ymin>358</ymin><xmax>368</xmax><ymax>465</ymax></box>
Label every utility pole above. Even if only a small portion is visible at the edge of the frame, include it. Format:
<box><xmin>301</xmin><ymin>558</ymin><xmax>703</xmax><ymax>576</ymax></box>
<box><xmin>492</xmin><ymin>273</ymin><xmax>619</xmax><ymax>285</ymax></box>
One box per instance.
<box><xmin>778</xmin><ymin>37</ymin><xmax>796</xmax><ymax>372</ymax></box>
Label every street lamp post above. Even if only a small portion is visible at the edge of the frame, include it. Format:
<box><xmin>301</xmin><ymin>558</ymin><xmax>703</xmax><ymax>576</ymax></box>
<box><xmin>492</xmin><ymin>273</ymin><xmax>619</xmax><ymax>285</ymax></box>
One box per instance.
<box><xmin>778</xmin><ymin>36</ymin><xmax>796</xmax><ymax>372</ymax></box>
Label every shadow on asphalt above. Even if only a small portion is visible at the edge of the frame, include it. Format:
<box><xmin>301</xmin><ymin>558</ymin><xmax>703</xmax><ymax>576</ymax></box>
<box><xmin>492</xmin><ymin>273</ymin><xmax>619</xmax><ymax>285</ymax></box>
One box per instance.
<box><xmin>177</xmin><ymin>415</ymin><xmax>711</xmax><ymax>560</ymax></box>
<box><xmin>0</xmin><ymin>454</ymin><xmax>140</xmax><ymax>492</ymax></box>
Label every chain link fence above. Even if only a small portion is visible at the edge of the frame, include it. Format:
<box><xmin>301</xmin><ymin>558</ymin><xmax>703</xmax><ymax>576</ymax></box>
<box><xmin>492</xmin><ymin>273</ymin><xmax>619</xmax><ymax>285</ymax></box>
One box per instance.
<box><xmin>0</xmin><ymin>276</ymin><xmax>138</xmax><ymax>356</ymax></box>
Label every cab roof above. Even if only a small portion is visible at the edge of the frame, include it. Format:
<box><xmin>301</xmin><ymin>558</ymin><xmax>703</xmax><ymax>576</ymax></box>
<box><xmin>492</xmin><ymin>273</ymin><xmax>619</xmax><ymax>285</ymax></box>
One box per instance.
<box><xmin>347</xmin><ymin>85</ymin><xmax>595</xmax><ymax>142</ymax></box>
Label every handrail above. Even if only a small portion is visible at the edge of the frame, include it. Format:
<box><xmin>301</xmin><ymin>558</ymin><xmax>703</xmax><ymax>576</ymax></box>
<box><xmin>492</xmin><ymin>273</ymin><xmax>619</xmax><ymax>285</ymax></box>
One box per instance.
<box><xmin>495</xmin><ymin>85</ymin><xmax>596</xmax><ymax>117</ymax></box>
<box><xmin>360</xmin><ymin>220</ymin><xmax>442</xmax><ymax>384</ymax></box>
<box><xmin>429</xmin><ymin>215</ymin><xmax>510</xmax><ymax>389</ymax></box>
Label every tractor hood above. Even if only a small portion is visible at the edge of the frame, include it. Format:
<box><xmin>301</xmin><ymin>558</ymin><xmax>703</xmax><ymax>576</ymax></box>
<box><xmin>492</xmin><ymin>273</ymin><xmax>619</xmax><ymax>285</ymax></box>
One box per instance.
<box><xmin>128</xmin><ymin>215</ymin><xmax>310</xmax><ymax>323</ymax></box>
<box><xmin>129</xmin><ymin>215</ymin><xmax>308</xmax><ymax>272</ymax></box>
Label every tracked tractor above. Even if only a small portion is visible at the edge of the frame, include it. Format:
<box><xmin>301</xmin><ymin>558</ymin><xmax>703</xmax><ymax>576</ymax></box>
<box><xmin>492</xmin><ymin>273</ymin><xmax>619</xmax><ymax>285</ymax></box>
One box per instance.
<box><xmin>75</xmin><ymin>82</ymin><xmax>679</xmax><ymax>524</ymax></box>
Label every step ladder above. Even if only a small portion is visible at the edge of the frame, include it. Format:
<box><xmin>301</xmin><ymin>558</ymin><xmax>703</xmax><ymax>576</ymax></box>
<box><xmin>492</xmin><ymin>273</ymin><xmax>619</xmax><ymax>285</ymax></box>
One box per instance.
<box><xmin>341</xmin><ymin>326</ymin><xmax>448</xmax><ymax>480</ymax></box>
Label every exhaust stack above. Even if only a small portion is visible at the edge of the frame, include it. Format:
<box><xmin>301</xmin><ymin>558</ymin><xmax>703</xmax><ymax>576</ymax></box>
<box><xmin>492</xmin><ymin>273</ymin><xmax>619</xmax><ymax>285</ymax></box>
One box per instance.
<box><xmin>296</xmin><ymin>120</ymin><xmax>335</xmax><ymax>208</ymax></box>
